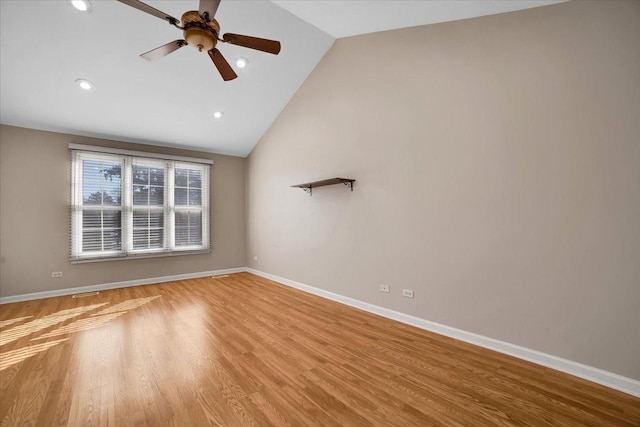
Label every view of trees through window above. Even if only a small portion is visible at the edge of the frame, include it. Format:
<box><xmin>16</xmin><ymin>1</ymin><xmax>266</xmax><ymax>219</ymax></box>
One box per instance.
<box><xmin>82</xmin><ymin>160</ymin><xmax>122</xmax><ymax>253</ymax></box>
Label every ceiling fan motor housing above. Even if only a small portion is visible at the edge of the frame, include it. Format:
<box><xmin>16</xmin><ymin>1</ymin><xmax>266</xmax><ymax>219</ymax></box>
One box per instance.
<box><xmin>181</xmin><ymin>11</ymin><xmax>220</xmax><ymax>52</ymax></box>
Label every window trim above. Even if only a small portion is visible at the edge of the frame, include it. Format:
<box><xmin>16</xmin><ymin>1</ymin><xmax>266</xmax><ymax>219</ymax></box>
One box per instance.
<box><xmin>70</xmin><ymin>147</ymin><xmax>211</xmax><ymax>263</ymax></box>
<box><xmin>68</xmin><ymin>143</ymin><xmax>214</xmax><ymax>165</ymax></box>
<box><xmin>69</xmin><ymin>248</ymin><xmax>211</xmax><ymax>264</ymax></box>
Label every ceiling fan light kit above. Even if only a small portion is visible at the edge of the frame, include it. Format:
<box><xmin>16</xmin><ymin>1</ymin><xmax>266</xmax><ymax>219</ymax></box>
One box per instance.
<box><xmin>117</xmin><ymin>0</ymin><xmax>281</xmax><ymax>81</ymax></box>
<box><xmin>182</xmin><ymin>11</ymin><xmax>219</xmax><ymax>52</ymax></box>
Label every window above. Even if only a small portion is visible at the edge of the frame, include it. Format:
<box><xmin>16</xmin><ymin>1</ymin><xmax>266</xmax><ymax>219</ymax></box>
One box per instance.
<box><xmin>71</xmin><ymin>149</ymin><xmax>210</xmax><ymax>261</ymax></box>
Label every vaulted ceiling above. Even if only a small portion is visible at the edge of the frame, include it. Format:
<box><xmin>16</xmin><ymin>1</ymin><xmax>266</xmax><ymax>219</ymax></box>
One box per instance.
<box><xmin>0</xmin><ymin>0</ymin><xmax>563</xmax><ymax>157</ymax></box>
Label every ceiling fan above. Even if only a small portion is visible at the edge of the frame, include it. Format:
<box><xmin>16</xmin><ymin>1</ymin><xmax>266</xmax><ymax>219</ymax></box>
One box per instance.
<box><xmin>117</xmin><ymin>0</ymin><xmax>281</xmax><ymax>81</ymax></box>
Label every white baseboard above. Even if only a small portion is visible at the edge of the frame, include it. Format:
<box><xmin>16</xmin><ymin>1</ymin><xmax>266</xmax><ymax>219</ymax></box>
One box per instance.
<box><xmin>0</xmin><ymin>267</ymin><xmax>246</xmax><ymax>305</ymax></box>
<box><xmin>247</xmin><ymin>268</ymin><xmax>640</xmax><ymax>398</ymax></box>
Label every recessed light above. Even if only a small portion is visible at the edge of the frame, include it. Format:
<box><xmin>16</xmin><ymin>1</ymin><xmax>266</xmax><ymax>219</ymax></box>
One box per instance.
<box><xmin>236</xmin><ymin>58</ymin><xmax>248</xmax><ymax>68</ymax></box>
<box><xmin>213</xmin><ymin>111</ymin><xmax>224</xmax><ymax>119</ymax></box>
<box><xmin>75</xmin><ymin>78</ymin><xmax>95</xmax><ymax>91</ymax></box>
<box><xmin>69</xmin><ymin>0</ymin><xmax>92</xmax><ymax>13</ymax></box>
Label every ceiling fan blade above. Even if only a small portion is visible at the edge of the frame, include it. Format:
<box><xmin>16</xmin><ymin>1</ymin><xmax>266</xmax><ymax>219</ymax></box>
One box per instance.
<box><xmin>208</xmin><ymin>49</ymin><xmax>238</xmax><ymax>81</ymax></box>
<box><xmin>141</xmin><ymin>40</ymin><xmax>186</xmax><ymax>61</ymax></box>
<box><xmin>117</xmin><ymin>0</ymin><xmax>179</xmax><ymax>25</ymax></box>
<box><xmin>199</xmin><ymin>0</ymin><xmax>221</xmax><ymax>21</ymax></box>
<box><xmin>222</xmin><ymin>33</ymin><xmax>281</xmax><ymax>55</ymax></box>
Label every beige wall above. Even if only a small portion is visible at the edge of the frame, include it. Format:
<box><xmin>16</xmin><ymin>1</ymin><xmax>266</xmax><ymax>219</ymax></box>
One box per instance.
<box><xmin>246</xmin><ymin>1</ymin><xmax>640</xmax><ymax>379</ymax></box>
<box><xmin>0</xmin><ymin>125</ymin><xmax>246</xmax><ymax>297</ymax></box>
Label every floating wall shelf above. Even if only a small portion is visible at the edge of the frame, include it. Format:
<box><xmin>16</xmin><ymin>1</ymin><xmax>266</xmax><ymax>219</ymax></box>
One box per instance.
<box><xmin>292</xmin><ymin>178</ymin><xmax>355</xmax><ymax>196</ymax></box>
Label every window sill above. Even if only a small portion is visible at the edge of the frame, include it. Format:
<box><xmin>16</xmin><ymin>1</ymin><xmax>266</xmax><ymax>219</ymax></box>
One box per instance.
<box><xmin>70</xmin><ymin>249</ymin><xmax>212</xmax><ymax>264</ymax></box>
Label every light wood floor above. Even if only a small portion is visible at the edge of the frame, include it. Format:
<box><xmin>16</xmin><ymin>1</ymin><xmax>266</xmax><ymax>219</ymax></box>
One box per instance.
<box><xmin>1</xmin><ymin>273</ymin><xmax>638</xmax><ymax>426</ymax></box>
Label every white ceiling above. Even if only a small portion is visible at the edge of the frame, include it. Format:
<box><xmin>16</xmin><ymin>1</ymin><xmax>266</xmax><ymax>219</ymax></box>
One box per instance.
<box><xmin>273</xmin><ymin>0</ymin><xmax>565</xmax><ymax>39</ymax></box>
<box><xmin>0</xmin><ymin>0</ymin><xmax>564</xmax><ymax>157</ymax></box>
<box><xmin>0</xmin><ymin>0</ymin><xmax>333</xmax><ymax>157</ymax></box>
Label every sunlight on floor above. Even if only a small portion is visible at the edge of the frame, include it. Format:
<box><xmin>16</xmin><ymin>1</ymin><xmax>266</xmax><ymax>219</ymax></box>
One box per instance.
<box><xmin>0</xmin><ymin>295</ymin><xmax>162</xmax><ymax>371</ymax></box>
<box><xmin>0</xmin><ymin>339</ymin><xmax>68</xmax><ymax>370</ymax></box>
<box><xmin>0</xmin><ymin>303</ymin><xmax>108</xmax><ymax>346</ymax></box>
<box><xmin>0</xmin><ymin>316</ymin><xmax>33</xmax><ymax>328</ymax></box>
<box><xmin>91</xmin><ymin>296</ymin><xmax>161</xmax><ymax>316</ymax></box>
<box><xmin>34</xmin><ymin>312</ymin><xmax>126</xmax><ymax>340</ymax></box>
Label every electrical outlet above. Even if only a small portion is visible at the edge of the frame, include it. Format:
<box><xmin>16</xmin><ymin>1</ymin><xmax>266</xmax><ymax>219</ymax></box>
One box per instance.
<box><xmin>402</xmin><ymin>289</ymin><xmax>414</xmax><ymax>298</ymax></box>
<box><xmin>51</xmin><ymin>272</ymin><xmax>63</xmax><ymax>278</ymax></box>
<box><xmin>379</xmin><ymin>284</ymin><xmax>390</xmax><ymax>293</ymax></box>
<box><xmin>253</xmin><ymin>255</ymin><xmax>258</xmax><ymax>261</ymax></box>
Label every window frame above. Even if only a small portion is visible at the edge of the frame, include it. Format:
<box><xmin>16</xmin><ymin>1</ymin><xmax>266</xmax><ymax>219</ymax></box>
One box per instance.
<box><xmin>172</xmin><ymin>161</ymin><xmax>210</xmax><ymax>252</ymax></box>
<box><xmin>71</xmin><ymin>149</ymin><xmax>211</xmax><ymax>263</ymax></box>
<box><xmin>129</xmin><ymin>157</ymin><xmax>169</xmax><ymax>255</ymax></box>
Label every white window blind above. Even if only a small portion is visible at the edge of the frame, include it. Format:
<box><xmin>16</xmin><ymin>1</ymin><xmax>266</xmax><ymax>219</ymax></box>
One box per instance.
<box><xmin>71</xmin><ymin>150</ymin><xmax>210</xmax><ymax>262</ymax></box>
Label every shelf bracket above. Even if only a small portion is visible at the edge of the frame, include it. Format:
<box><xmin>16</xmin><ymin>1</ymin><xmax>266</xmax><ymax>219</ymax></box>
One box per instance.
<box><xmin>304</xmin><ymin>186</ymin><xmax>312</xmax><ymax>196</ymax></box>
<box><xmin>343</xmin><ymin>181</ymin><xmax>353</xmax><ymax>191</ymax></box>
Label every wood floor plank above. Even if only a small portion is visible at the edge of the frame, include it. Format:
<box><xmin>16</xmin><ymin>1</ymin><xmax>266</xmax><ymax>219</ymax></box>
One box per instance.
<box><xmin>0</xmin><ymin>272</ymin><xmax>638</xmax><ymax>426</ymax></box>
